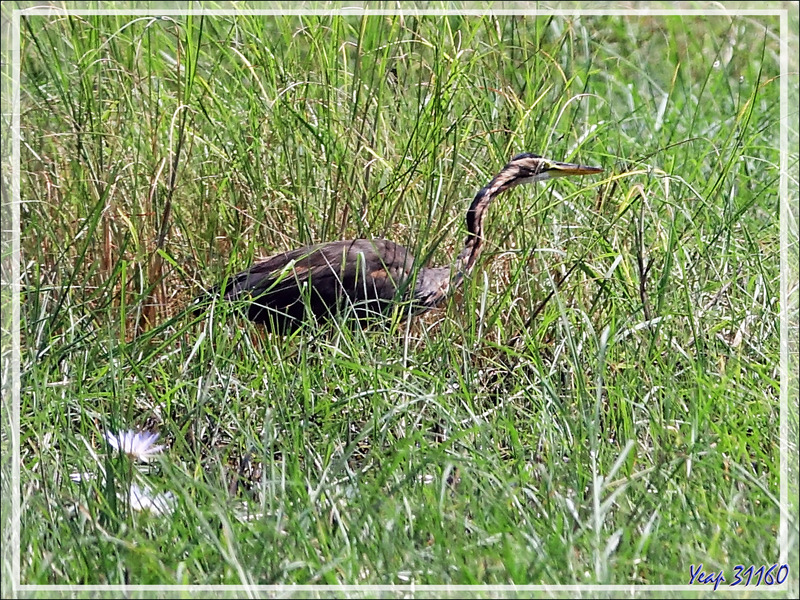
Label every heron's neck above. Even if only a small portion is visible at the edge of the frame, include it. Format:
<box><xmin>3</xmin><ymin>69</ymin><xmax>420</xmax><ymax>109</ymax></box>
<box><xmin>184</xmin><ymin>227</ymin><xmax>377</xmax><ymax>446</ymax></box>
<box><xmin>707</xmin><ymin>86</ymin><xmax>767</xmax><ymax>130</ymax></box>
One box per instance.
<box><xmin>454</xmin><ymin>176</ymin><xmax>513</xmax><ymax>279</ymax></box>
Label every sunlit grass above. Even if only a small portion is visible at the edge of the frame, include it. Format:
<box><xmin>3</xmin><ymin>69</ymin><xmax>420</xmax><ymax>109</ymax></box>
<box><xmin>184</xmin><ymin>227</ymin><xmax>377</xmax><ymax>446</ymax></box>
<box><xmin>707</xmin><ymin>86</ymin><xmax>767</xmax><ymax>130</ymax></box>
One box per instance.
<box><xmin>8</xmin><ymin>7</ymin><xmax>794</xmax><ymax>588</ymax></box>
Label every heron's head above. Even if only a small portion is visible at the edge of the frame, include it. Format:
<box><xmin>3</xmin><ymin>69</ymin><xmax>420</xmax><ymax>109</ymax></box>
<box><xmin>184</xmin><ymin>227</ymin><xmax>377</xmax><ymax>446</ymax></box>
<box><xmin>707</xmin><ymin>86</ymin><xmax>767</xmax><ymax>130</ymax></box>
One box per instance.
<box><xmin>462</xmin><ymin>151</ymin><xmax>604</xmax><ymax>263</ymax></box>
<box><xmin>503</xmin><ymin>152</ymin><xmax>603</xmax><ymax>186</ymax></box>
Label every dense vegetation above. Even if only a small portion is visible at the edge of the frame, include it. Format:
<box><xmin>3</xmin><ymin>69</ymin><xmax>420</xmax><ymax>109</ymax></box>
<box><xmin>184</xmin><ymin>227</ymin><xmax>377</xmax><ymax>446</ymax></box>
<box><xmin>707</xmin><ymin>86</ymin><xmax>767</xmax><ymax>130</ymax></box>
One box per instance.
<box><xmin>2</xmin><ymin>6</ymin><xmax>797</xmax><ymax>592</ymax></box>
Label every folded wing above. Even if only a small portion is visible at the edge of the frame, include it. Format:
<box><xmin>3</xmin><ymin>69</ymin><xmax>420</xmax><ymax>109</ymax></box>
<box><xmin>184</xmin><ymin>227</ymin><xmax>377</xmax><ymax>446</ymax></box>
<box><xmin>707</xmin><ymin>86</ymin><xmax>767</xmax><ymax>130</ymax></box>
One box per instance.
<box><xmin>216</xmin><ymin>239</ymin><xmax>417</xmax><ymax>331</ymax></box>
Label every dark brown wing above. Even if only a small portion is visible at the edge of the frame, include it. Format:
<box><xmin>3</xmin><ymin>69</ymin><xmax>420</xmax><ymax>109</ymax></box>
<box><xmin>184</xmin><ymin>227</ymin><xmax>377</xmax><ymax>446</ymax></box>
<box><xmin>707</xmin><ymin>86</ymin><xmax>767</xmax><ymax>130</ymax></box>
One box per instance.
<box><xmin>215</xmin><ymin>239</ymin><xmax>416</xmax><ymax>331</ymax></box>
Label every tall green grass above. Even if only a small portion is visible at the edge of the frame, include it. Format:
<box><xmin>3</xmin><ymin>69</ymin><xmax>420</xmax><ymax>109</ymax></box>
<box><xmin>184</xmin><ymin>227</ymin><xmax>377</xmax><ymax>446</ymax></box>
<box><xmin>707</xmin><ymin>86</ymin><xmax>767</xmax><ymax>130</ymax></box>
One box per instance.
<box><xmin>4</xmin><ymin>7</ymin><xmax>796</xmax><ymax>590</ymax></box>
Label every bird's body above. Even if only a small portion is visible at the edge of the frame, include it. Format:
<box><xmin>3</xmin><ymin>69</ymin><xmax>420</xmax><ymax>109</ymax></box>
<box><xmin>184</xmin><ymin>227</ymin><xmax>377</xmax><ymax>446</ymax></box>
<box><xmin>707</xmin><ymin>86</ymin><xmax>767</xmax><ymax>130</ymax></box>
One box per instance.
<box><xmin>202</xmin><ymin>153</ymin><xmax>602</xmax><ymax>332</ymax></box>
<box><xmin>218</xmin><ymin>239</ymin><xmax>422</xmax><ymax>330</ymax></box>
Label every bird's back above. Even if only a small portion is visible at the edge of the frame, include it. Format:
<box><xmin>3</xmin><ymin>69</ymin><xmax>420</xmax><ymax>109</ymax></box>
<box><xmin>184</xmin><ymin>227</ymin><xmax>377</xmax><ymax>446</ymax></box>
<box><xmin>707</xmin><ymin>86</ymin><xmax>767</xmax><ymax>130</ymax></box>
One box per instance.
<box><xmin>216</xmin><ymin>239</ymin><xmax>417</xmax><ymax>331</ymax></box>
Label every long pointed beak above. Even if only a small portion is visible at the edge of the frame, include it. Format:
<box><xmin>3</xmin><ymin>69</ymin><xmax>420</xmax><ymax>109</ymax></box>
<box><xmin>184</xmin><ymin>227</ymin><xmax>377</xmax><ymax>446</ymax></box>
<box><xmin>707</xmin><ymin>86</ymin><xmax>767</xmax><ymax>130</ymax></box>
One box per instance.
<box><xmin>549</xmin><ymin>160</ymin><xmax>604</xmax><ymax>177</ymax></box>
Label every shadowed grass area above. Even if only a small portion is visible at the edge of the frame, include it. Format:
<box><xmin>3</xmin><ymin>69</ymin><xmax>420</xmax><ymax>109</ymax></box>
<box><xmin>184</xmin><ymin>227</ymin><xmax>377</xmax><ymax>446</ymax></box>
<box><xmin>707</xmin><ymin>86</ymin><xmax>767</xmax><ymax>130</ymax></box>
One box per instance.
<box><xmin>7</xmin><ymin>6</ymin><xmax>796</xmax><ymax>589</ymax></box>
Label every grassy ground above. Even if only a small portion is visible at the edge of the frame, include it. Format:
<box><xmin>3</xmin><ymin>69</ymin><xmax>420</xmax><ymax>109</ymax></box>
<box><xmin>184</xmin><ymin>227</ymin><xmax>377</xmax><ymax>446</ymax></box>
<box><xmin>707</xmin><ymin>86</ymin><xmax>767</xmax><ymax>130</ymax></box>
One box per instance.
<box><xmin>2</xmin><ymin>4</ymin><xmax>798</xmax><ymax>593</ymax></box>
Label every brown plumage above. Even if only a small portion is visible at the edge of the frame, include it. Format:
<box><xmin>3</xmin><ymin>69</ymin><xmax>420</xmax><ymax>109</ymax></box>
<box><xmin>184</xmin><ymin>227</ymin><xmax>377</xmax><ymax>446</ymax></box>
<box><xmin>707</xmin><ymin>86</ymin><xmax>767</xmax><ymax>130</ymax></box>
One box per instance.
<box><xmin>199</xmin><ymin>153</ymin><xmax>602</xmax><ymax>332</ymax></box>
